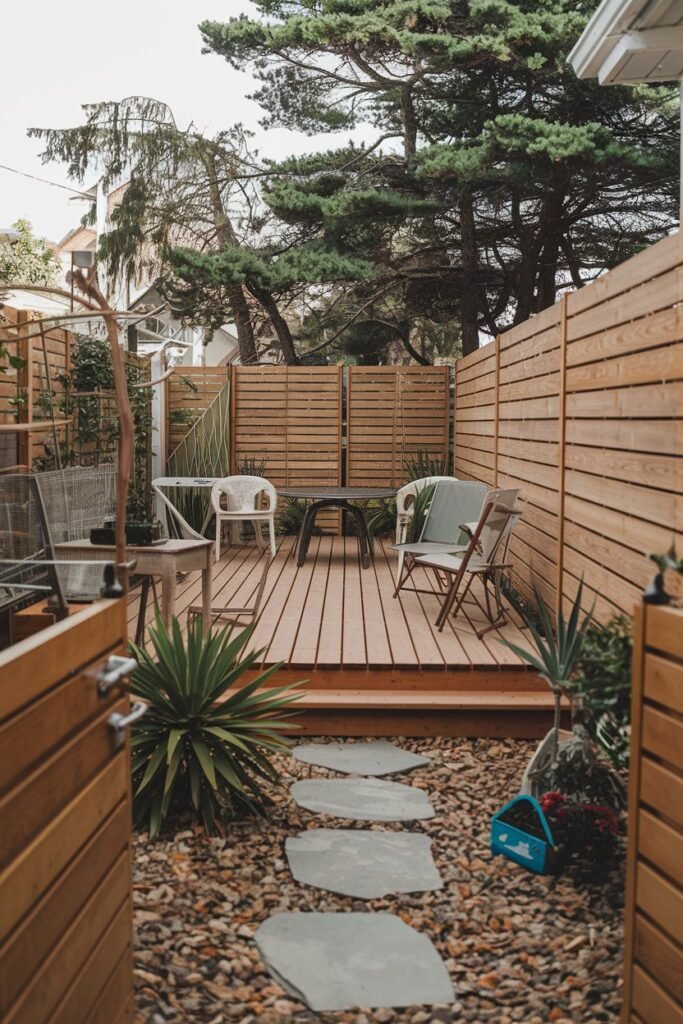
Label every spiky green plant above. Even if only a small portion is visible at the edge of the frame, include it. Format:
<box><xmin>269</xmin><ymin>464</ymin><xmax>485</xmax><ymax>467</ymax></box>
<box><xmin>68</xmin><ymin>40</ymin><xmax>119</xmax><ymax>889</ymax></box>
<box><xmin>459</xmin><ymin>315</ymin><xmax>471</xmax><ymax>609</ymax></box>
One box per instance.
<box><xmin>500</xmin><ymin>579</ymin><xmax>593</xmax><ymax>760</ymax></box>
<box><xmin>129</xmin><ymin>615</ymin><xmax>301</xmax><ymax>837</ymax></box>
<box><xmin>403</xmin><ymin>450</ymin><xmax>447</xmax><ymax>482</ymax></box>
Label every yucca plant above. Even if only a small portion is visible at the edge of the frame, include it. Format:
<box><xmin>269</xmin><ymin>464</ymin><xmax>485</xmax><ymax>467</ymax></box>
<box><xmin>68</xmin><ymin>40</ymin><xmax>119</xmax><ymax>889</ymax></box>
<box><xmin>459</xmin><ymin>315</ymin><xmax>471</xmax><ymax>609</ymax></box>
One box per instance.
<box><xmin>129</xmin><ymin>615</ymin><xmax>301</xmax><ymax>837</ymax></box>
<box><xmin>501</xmin><ymin>579</ymin><xmax>593</xmax><ymax>761</ymax></box>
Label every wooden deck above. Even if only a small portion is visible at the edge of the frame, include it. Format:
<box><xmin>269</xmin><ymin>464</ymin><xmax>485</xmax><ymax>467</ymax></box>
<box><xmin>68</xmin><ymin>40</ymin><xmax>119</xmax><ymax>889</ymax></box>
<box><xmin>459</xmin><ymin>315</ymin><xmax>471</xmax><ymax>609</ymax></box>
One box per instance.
<box><xmin>126</xmin><ymin>536</ymin><xmax>555</xmax><ymax>736</ymax></box>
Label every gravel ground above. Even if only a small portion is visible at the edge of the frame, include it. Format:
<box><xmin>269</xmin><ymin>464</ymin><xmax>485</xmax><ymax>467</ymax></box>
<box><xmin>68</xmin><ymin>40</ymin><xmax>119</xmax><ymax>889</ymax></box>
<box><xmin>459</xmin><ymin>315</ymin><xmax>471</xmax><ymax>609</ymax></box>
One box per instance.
<box><xmin>132</xmin><ymin>737</ymin><xmax>625</xmax><ymax>1024</ymax></box>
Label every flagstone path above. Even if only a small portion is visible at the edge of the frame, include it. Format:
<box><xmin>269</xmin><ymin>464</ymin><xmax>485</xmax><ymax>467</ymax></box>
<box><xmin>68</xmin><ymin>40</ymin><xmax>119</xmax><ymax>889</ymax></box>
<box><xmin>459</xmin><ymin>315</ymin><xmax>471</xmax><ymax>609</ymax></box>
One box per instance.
<box><xmin>256</xmin><ymin>739</ymin><xmax>454</xmax><ymax>1012</ymax></box>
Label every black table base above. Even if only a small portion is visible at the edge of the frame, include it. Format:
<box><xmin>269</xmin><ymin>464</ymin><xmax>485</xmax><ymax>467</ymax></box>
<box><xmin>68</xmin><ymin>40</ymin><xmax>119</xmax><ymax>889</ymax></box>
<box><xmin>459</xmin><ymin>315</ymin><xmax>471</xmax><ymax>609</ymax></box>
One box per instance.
<box><xmin>294</xmin><ymin>498</ymin><xmax>371</xmax><ymax>568</ymax></box>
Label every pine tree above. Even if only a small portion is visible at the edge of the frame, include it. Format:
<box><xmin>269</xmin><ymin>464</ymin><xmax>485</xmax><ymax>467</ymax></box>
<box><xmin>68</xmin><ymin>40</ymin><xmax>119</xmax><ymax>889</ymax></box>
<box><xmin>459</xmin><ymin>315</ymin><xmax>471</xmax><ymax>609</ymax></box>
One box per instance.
<box><xmin>201</xmin><ymin>0</ymin><xmax>679</xmax><ymax>355</ymax></box>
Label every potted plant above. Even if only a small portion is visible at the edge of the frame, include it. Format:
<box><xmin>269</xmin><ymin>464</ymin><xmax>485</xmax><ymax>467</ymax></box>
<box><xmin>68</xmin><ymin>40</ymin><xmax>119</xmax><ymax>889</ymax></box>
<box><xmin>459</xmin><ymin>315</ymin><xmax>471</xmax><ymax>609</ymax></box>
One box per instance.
<box><xmin>501</xmin><ymin>580</ymin><xmax>593</xmax><ymax>796</ymax></box>
<box><xmin>129</xmin><ymin>614</ymin><xmax>302</xmax><ymax>836</ymax></box>
<box><xmin>491</xmin><ymin>794</ymin><xmax>559</xmax><ymax>874</ymax></box>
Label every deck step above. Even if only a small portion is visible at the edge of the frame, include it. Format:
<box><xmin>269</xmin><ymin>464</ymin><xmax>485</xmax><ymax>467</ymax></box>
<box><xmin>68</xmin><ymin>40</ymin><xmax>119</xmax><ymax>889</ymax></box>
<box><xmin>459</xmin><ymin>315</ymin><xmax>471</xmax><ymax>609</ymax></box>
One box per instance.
<box><xmin>290</xmin><ymin>688</ymin><xmax>560</xmax><ymax>738</ymax></box>
<box><xmin>295</xmin><ymin>689</ymin><xmax>556</xmax><ymax>711</ymax></box>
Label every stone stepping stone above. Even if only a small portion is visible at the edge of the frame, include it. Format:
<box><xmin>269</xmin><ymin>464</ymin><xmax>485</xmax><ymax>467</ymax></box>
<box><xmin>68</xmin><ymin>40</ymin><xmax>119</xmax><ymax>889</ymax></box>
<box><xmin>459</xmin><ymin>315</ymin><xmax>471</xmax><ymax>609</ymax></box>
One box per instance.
<box><xmin>285</xmin><ymin>828</ymin><xmax>443</xmax><ymax>899</ymax></box>
<box><xmin>290</xmin><ymin>777</ymin><xmax>435</xmax><ymax>821</ymax></box>
<box><xmin>292</xmin><ymin>739</ymin><xmax>430</xmax><ymax>776</ymax></box>
<box><xmin>255</xmin><ymin>912</ymin><xmax>453</xmax><ymax>1011</ymax></box>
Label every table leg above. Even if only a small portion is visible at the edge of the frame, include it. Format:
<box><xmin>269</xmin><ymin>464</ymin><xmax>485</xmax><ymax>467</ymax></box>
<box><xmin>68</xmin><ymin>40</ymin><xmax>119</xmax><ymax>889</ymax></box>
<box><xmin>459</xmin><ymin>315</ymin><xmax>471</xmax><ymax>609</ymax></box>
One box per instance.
<box><xmin>201</xmin><ymin>561</ymin><xmax>212</xmax><ymax>635</ymax></box>
<box><xmin>344</xmin><ymin>503</ymin><xmax>370</xmax><ymax>569</ymax></box>
<box><xmin>135</xmin><ymin>576</ymin><xmax>150</xmax><ymax>645</ymax></box>
<box><xmin>161</xmin><ymin>568</ymin><xmax>177</xmax><ymax>629</ymax></box>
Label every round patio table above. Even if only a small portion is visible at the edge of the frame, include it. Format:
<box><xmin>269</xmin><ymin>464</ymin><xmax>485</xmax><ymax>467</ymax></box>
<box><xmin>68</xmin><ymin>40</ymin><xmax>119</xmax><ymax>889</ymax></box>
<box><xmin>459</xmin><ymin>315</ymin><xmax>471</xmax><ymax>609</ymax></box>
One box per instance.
<box><xmin>280</xmin><ymin>486</ymin><xmax>397</xmax><ymax>568</ymax></box>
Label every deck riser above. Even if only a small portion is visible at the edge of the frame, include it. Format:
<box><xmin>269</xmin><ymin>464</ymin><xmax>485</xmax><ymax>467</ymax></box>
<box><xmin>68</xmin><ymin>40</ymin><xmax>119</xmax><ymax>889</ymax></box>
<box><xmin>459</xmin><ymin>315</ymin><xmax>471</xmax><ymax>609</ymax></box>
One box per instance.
<box><xmin>251</xmin><ymin>668</ymin><xmax>543</xmax><ymax>693</ymax></box>
<box><xmin>292</xmin><ymin>709</ymin><xmax>554</xmax><ymax>739</ymax></box>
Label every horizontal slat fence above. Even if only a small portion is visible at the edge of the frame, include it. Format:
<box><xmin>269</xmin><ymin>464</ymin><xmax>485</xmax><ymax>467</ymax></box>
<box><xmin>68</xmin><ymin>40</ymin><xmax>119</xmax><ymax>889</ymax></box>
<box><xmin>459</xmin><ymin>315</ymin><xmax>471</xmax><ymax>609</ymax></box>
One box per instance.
<box><xmin>232</xmin><ymin>365</ymin><xmax>343</xmax><ymax>531</ymax></box>
<box><xmin>455</xmin><ymin>232</ymin><xmax>683</xmax><ymax>622</ymax></box>
<box><xmin>0</xmin><ymin>600</ymin><xmax>134</xmax><ymax>1024</ymax></box>
<box><xmin>622</xmin><ymin>604</ymin><xmax>683</xmax><ymax>1024</ymax></box>
<box><xmin>347</xmin><ymin>366</ymin><xmax>451</xmax><ymax>487</ymax></box>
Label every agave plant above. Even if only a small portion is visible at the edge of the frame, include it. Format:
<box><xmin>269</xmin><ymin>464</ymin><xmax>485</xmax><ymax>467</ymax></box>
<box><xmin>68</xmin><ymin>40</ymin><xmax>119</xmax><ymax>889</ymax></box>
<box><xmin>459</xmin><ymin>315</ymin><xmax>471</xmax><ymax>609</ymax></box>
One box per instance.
<box><xmin>129</xmin><ymin>615</ymin><xmax>301</xmax><ymax>837</ymax></box>
<box><xmin>501</xmin><ymin>579</ymin><xmax>593</xmax><ymax>760</ymax></box>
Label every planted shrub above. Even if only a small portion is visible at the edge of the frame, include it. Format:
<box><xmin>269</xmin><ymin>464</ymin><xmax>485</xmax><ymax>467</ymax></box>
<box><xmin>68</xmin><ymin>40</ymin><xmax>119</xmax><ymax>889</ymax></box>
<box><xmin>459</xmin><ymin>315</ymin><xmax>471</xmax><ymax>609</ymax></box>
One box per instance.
<box><xmin>129</xmin><ymin>615</ymin><xmax>301</xmax><ymax>837</ymax></box>
<box><xmin>572</xmin><ymin>615</ymin><xmax>633</xmax><ymax>770</ymax></box>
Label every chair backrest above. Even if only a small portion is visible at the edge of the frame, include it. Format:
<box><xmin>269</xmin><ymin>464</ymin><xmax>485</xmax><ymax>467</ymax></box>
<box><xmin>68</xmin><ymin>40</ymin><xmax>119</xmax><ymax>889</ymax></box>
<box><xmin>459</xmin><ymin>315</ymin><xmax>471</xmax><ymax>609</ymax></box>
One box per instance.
<box><xmin>152</xmin><ymin>478</ymin><xmax>206</xmax><ymax>541</ymax></box>
<box><xmin>472</xmin><ymin>488</ymin><xmax>521</xmax><ymax>566</ymax></box>
<box><xmin>419</xmin><ymin>480</ymin><xmax>488</xmax><ymax>545</ymax></box>
<box><xmin>0</xmin><ymin>473</ymin><xmax>68</xmax><ymax>618</ymax></box>
<box><xmin>35</xmin><ymin>465</ymin><xmax>117</xmax><ymax>602</ymax></box>
<box><xmin>211</xmin><ymin>475</ymin><xmax>277</xmax><ymax>514</ymax></box>
<box><xmin>396</xmin><ymin>475</ymin><xmax>458</xmax><ymax>516</ymax></box>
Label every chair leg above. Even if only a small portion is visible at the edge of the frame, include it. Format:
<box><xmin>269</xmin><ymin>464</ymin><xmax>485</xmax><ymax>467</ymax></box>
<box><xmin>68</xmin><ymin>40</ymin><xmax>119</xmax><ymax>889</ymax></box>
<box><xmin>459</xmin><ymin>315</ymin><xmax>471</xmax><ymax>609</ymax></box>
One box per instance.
<box><xmin>215</xmin><ymin>517</ymin><xmax>222</xmax><ymax>561</ymax></box>
<box><xmin>435</xmin><ymin>564</ymin><xmax>469</xmax><ymax>629</ymax></box>
<box><xmin>254</xmin><ymin>520</ymin><xmax>265</xmax><ymax>550</ymax></box>
<box><xmin>438</xmin><ymin>572</ymin><xmax>475</xmax><ymax>631</ymax></box>
<box><xmin>268</xmin><ymin>517</ymin><xmax>276</xmax><ymax>558</ymax></box>
<box><xmin>393</xmin><ymin>554</ymin><xmax>416</xmax><ymax>598</ymax></box>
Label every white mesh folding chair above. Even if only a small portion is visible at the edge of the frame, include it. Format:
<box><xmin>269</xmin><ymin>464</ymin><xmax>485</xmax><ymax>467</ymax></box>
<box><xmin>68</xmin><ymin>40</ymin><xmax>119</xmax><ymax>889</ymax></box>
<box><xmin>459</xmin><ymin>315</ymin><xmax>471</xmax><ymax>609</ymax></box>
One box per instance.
<box><xmin>391</xmin><ymin>480</ymin><xmax>488</xmax><ymax>597</ymax></box>
<box><xmin>152</xmin><ymin>477</ymin><xmax>209</xmax><ymax>541</ymax></box>
<box><xmin>212</xmin><ymin>475</ymin><xmax>277</xmax><ymax>560</ymax></box>
<box><xmin>415</xmin><ymin>488</ymin><xmax>521</xmax><ymax>635</ymax></box>
<box><xmin>395</xmin><ymin>475</ymin><xmax>458</xmax><ymax>580</ymax></box>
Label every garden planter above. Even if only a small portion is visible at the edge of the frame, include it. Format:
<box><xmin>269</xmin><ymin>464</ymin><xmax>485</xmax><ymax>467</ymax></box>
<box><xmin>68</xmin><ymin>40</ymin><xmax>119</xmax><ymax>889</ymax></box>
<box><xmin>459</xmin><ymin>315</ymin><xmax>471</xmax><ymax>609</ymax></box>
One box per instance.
<box><xmin>491</xmin><ymin>795</ymin><xmax>559</xmax><ymax>874</ymax></box>
<box><xmin>520</xmin><ymin>727</ymin><xmax>573</xmax><ymax>798</ymax></box>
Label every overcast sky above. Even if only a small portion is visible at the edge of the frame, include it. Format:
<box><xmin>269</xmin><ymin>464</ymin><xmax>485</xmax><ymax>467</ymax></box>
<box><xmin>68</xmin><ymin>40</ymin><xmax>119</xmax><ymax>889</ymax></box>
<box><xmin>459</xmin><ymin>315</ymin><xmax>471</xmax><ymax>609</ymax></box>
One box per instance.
<box><xmin>0</xmin><ymin>0</ymin><xmax>360</xmax><ymax>243</ymax></box>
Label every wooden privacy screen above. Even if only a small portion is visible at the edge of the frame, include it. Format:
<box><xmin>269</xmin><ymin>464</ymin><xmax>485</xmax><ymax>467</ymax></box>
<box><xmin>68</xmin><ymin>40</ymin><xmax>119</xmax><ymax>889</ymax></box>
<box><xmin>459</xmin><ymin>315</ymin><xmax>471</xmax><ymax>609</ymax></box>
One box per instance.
<box><xmin>166</xmin><ymin>366</ymin><xmax>228</xmax><ymax>457</ymax></box>
<box><xmin>454</xmin><ymin>232</ymin><xmax>683</xmax><ymax>621</ymax></box>
<box><xmin>231</xmin><ymin>365</ymin><xmax>342</xmax><ymax>484</ymax></box>
<box><xmin>622</xmin><ymin>604</ymin><xmax>683</xmax><ymax>1024</ymax></box>
<box><xmin>347</xmin><ymin>366</ymin><xmax>451</xmax><ymax>487</ymax></box>
<box><xmin>0</xmin><ymin>600</ymin><xmax>135</xmax><ymax>1024</ymax></box>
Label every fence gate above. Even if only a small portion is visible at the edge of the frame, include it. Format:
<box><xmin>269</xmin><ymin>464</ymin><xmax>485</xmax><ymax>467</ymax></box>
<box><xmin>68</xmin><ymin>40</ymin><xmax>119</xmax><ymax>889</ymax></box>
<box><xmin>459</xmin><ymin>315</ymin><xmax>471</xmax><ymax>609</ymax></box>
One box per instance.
<box><xmin>622</xmin><ymin>603</ymin><xmax>683</xmax><ymax>1024</ymax></box>
<box><xmin>0</xmin><ymin>600</ymin><xmax>136</xmax><ymax>1024</ymax></box>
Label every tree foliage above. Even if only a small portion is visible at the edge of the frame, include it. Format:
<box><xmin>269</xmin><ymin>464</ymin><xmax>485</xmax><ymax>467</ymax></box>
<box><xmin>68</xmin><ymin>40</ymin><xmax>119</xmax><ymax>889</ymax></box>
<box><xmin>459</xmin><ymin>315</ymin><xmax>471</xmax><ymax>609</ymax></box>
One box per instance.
<box><xmin>201</xmin><ymin>0</ymin><xmax>679</xmax><ymax>354</ymax></box>
<box><xmin>0</xmin><ymin>218</ymin><xmax>60</xmax><ymax>288</ymax></box>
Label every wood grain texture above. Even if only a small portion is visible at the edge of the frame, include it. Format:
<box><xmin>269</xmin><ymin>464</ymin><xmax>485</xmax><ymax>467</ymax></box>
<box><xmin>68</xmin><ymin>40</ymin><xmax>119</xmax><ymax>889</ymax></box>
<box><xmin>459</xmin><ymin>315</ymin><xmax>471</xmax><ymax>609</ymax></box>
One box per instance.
<box><xmin>622</xmin><ymin>605</ymin><xmax>683</xmax><ymax>1023</ymax></box>
<box><xmin>454</xmin><ymin>237</ymin><xmax>683</xmax><ymax>621</ymax></box>
<box><xmin>0</xmin><ymin>598</ymin><xmax>133</xmax><ymax>1023</ymax></box>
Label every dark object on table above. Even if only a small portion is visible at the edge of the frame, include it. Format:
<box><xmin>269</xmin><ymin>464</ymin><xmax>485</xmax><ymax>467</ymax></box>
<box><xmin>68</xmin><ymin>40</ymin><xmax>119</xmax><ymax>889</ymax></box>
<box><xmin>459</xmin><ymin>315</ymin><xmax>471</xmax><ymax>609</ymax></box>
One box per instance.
<box><xmin>90</xmin><ymin>521</ymin><xmax>162</xmax><ymax>547</ymax></box>
<box><xmin>280</xmin><ymin>486</ymin><xmax>396</xmax><ymax>568</ymax></box>
<box><xmin>491</xmin><ymin>795</ymin><xmax>558</xmax><ymax>874</ymax></box>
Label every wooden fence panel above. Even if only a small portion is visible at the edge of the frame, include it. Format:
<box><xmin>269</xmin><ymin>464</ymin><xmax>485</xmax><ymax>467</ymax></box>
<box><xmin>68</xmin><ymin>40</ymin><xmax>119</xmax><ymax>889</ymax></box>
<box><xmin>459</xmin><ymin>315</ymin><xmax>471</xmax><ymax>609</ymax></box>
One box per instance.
<box><xmin>621</xmin><ymin>604</ymin><xmax>683</xmax><ymax>1024</ymax></box>
<box><xmin>347</xmin><ymin>366</ymin><xmax>451</xmax><ymax>487</ymax></box>
<box><xmin>0</xmin><ymin>599</ymin><xmax>134</xmax><ymax>1024</ymax></box>
<box><xmin>454</xmin><ymin>233</ymin><xmax>683</xmax><ymax>621</ymax></box>
<box><xmin>232</xmin><ymin>365</ymin><xmax>343</xmax><ymax>530</ymax></box>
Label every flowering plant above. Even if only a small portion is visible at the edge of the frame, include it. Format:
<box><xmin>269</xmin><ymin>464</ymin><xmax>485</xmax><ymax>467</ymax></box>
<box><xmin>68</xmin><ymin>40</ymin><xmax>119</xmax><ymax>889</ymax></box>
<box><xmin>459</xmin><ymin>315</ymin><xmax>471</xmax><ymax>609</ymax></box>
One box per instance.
<box><xmin>539</xmin><ymin>791</ymin><xmax>620</xmax><ymax>863</ymax></box>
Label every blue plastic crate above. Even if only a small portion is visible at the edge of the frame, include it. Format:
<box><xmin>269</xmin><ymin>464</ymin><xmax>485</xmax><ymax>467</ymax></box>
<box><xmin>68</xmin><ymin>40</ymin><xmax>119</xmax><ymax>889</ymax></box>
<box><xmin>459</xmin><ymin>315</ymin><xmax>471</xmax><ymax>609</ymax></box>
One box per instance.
<box><xmin>491</xmin><ymin>795</ymin><xmax>558</xmax><ymax>874</ymax></box>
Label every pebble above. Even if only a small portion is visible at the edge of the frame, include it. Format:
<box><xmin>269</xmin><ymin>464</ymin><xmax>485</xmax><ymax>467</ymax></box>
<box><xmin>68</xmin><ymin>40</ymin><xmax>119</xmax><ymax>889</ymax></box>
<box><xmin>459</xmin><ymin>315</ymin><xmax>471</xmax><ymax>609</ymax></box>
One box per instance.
<box><xmin>132</xmin><ymin>737</ymin><xmax>625</xmax><ymax>1024</ymax></box>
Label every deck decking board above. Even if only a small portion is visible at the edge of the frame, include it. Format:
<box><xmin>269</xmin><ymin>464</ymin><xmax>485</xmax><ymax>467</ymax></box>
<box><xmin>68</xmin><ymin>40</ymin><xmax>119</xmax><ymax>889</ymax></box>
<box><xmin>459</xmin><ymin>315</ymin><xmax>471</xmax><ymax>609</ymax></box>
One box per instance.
<box><xmin>126</xmin><ymin>537</ymin><xmax>529</xmax><ymax>673</ymax></box>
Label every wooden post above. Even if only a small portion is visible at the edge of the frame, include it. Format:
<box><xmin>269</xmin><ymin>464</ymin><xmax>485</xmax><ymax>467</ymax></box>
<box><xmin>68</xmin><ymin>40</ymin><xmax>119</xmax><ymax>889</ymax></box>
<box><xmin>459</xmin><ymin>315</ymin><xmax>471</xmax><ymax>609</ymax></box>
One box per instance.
<box><xmin>493</xmin><ymin>335</ymin><xmax>501</xmax><ymax>488</ymax></box>
<box><xmin>620</xmin><ymin>601</ymin><xmax>645</xmax><ymax>1022</ymax></box>
<box><xmin>16</xmin><ymin>310</ymin><xmax>33</xmax><ymax>468</ymax></box>
<box><xmin>443</xmin><ymin>364</ymin><xmax>451</xmax><ymax>475</ymax></box>
<box><xmin>229</xmin><ymin>366</ymin><xmax>237</xmax><ymax>475</ymax></box>
<box><xmin>555</xmin><ymin>295</ymin><xmax>569</xmax><ymax>616</ymax></box>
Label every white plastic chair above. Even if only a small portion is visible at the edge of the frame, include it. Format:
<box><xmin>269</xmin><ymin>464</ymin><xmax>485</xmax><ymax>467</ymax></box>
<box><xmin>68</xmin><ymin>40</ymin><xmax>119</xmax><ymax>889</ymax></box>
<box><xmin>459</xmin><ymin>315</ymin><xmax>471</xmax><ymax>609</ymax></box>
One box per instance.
<box><xmin>395</xmin><ymin>475</ymin><xmax>459</xmax><ymax>580</ymax></box>
<box><xmin>212</xmin><ymin>475</ymin><xmax>277</xmax><ymax>560</ymax></box>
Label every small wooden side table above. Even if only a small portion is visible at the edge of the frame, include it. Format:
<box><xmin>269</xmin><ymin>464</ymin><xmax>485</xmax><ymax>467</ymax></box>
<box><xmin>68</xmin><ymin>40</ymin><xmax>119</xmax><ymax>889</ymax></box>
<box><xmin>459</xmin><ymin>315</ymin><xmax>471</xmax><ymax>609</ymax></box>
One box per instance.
<box><xmin>55</xmin><ymin>539</ymin><xmax>214</xmax><ymax>635</ymax></box>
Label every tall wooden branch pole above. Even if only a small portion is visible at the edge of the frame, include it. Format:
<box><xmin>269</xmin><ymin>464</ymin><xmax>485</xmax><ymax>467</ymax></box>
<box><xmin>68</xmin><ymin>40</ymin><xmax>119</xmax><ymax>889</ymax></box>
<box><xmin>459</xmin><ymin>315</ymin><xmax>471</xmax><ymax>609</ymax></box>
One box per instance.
<box><xmin>69</xmin><ymin>271</ymin><xmax>135</xmax><ymax>592</ymax></box>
